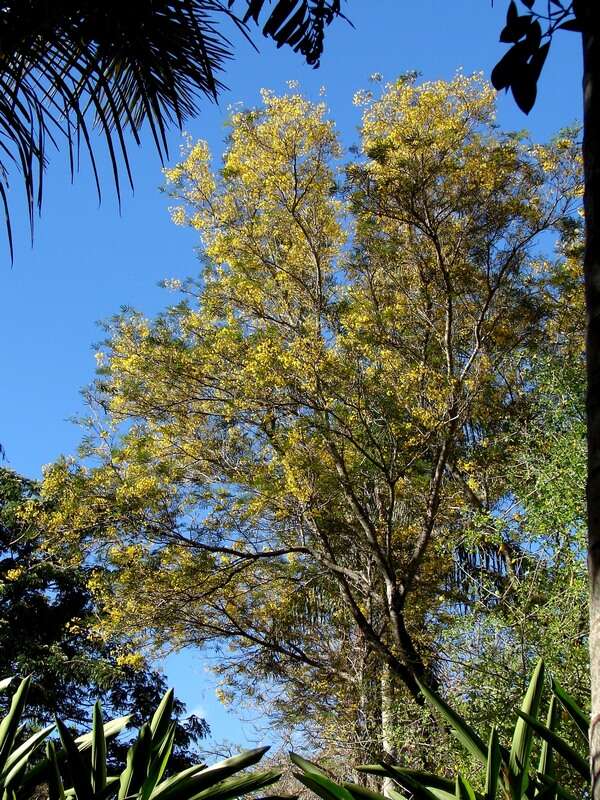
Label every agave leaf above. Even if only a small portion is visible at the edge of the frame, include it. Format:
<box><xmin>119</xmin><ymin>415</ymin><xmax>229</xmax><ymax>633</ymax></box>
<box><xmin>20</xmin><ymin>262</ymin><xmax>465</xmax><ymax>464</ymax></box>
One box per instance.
<box><xmin>516</xmin><ymin>712</ymin><xmax>589</xmax><ymax>780</ymax></box>
<box><xmin>92</xmin><ymin>702</ymin><xmax>107</xmax><ymax>794</ymax></box>
<box><xmin>416</xmin><ymin>680</ymin><xmax>487</xmax><ymax>766</ymax></box>
<box><xmin>22</xmin><ymin>717</ymin><xmax>127</xmax><ymax>800</ymax></box>
<box><xmin>146</xmin><ymin>759</ymin><xmax>207</xmax><ymax>800</ymax></box>
<box><xmin>509</xmin><ymin>660</ymin><xmax>545</xmax><ymax>800</ymax></box>
<box><xmin>455</xmin><ymin>776</ymin><xmax>476</xmax><ymax>800</ymax></box>
<box><xmin>388</xmin><ymin>791</ymin><xmax>410</xmax><ymax>800</ymax></box>
<box><xmin>293</xmin><ymin>771</ymin><xmax>355</xmax><ymax>800</ymax></box>
<box><xmin>0</xmin><ymin>678</ymin><xmax>31</xmax><ymax>775</ymax></box>
<box><xmin>2</xmin><ymin>757</ymin><xmax>28</xmax><ymax>793</ymax></box>
<box><xmin>356</xmin><ymin>766</ymin><xmax>453</xmax><ymax>800</ymax></box>
<box><xmin>141</xmin><ymin>725</ymin><xmax>177</xmax><ymax>800</ymax></box>
<box><xmin>46</xmin><ymin>741</ymin><xmax>66</xmax><ymax>800</ymax></box>
<box><xmin>550</xmin><ymin>679</ymin><xmax>588</xmax><ymax>743</ymax></box>
<box><xmin>534</xmin><ymin>775</ymin><xmax>579</xmax><ymax>800</ymax></box>
<box><xmin>0</xmin><ymin>680</ymin><xmax>13</xmax><ymax>693</ymax></box>
<box><xmin>95</xmin><ymin>778</ymin><xmax>120</xmax><ymax>800</ymax></box>
<box><xmin>380</xmin><ymin>768</ymin><xmax>454</xmax><ymax>795</ymax></box>
<box><xmin>485</xmin><ymin>727</ymin><xmax>501</xmax><ymax>800</ymax></box>
<box><xmin>76</xmin><ymin>716</ymin><xmax>131</xmax><ymax>751</ymax></box>
<box><xmin>4</xmin><ymin>738</ymin><xmax>50</xmax><ymax>791</ymax></box>
<box><xmin>150</xmin><ymin>748</ymin><xmax>270</xmax><ymax>800</ymax></box>
<box><xmin>341</xmin><ymin>782</ymin><xmax>386</xmax><ymax>800</ymax></box>
<box><xmin>289</xmin><ymin>754</ymin><xmax>328</xmax><ymax>777</ymax></box>
<box><xmin>14</xmin><ymin>754</ymin><xmax>55</xmax><ymax>797</ymax></box>
<box><xmin>190</xmin><ymin>768</ymin><xmax>281</xmax><ymax>800</ymax></box>
<box><xmin>430</xmin><ymin>790</ymin><xmax>460</xmax><ymax>800</ymax></box>
<box><xmin>355</xmin><ymin>766</ymin><xmax>385</xmax><ymax>774</ymax></box>
<box><xmin>537</xmin><ymin>696</ymin><xmax>560</xmax><ymax>783</ymax></box>
<box><xmin>118</xmin><ymin>724</ymin><xmax>153</xmax><ymax>800</ymax></box>
<box><xmin>355</xmin><ymin>767</ymin><xmax>387</xmax><ymax>776</ymax></box>
<box><xmin>2</xmin><ymin>723</ymin><xmax>54</xmax><ymax>778</ymax></box>
<box><xmin>385</xmin><ymin>772</ymin><xmax>443</xmax><ymax>800</ymax></box>
<box><xmin>56</xmin><ymin>718</ymin><xmax>94</xmax><ymax>800</ymax></box>
<box><xmin>150</xmin><ymin>691</ymin><xmax>175</xmax><ymax>748</ymax></box>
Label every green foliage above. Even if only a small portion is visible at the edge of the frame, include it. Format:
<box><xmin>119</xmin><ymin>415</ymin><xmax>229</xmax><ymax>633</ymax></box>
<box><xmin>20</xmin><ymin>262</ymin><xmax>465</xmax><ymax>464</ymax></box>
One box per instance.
<box><xmin>336</xmin><ymin>661</ymin><xmax>588</xmax><ymax>800</ymax></box>
<box><xmin>0</xmin><ymin>467</ymin><xmax>208</xmax><ymax>768</ymax></box>
<box><xmin>53</xmin><ymin>698</ymin><xmax>280</xmax><ymax>800</ymax></box>
<box><xmin>0</xmin><ymin>674</ymin><xmax>280</xmax><ymax>800</ymax></box>
<box><xmin>0</xmin><ymin>675</ymin><xmax>130</xmax><ymax>799</ymax></box>
<box><xmin>435</xmin><ymin>260</ymin><xmax>588</xmax><ymax>751</ymax></box>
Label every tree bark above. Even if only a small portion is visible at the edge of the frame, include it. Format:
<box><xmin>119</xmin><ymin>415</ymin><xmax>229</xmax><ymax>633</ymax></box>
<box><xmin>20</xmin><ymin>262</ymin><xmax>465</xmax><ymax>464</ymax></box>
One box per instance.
<box><xmin>381</xmin><ymin>662</ymin><xmax>397</xmax><ymax>798</ymax></box>
<box><xmin>582</xmin><ymin>5</ymin><xmax>600</xmax><ymax>796</ymax></box>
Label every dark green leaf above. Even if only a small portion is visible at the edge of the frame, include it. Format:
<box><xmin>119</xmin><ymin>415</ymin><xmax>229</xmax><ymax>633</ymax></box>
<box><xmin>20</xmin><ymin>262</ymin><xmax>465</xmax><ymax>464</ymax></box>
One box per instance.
<box><xmin>517</xmin><ymin>712</ymin><xmax>589</xmax><ymax>780</ymax></box>
<box><xmin>289</xmin><ymin>754</ymin><xmax>328</xmax><ymax>777</ymax></box>
<box><xmin>92</xmin><ymin>702</ymin><xmax>107</xmax><ymax>794</ymax></box>
<box><xmin>293</xmin><ymin>772</ymin><xmax>354</xmax><ymax>800</ymax></box>
<box><xmin>550</xmin><ymin>680</ymin><xmax>588</xmax><ymax>742</ymax></box>
<box><xmin>416</xmin><ymin>680</ymin><xmax>487</xmax><ymax>766</ymax></box>
<box><xmin>56</xmin><ymin>718</ymin><xmax>94</xmax><ymax>800</ymax></box>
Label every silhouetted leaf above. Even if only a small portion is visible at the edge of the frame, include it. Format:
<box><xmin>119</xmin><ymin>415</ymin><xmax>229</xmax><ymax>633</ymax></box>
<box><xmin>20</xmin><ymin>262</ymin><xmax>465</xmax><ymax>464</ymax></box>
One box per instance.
<box><xmin>491</xmin><ymin>42</ymin><xmax>529</xmax><ymax>91</ymax></box>
<box><xmin>557</xmin><ymin>19</ymin><xmax>584</xmax><ymax>32</ymax></box>
<box><xmin>500</xmin><ymin>14</ymin><xmax>533</xmax><ymax>43</ymax></box>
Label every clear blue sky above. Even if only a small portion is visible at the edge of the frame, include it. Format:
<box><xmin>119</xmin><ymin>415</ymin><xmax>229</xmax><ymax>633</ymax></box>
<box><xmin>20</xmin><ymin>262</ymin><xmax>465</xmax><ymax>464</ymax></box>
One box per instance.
<box><xmin>0</xmin><ymin>1</ymin><xmax>582</xmax><ymax>751</ymax></box>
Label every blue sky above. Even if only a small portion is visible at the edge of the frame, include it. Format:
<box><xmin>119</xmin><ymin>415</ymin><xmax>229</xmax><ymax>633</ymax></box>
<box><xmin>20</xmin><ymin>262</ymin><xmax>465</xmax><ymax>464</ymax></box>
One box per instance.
<box><xmin>0</xmin><ymin>1</ymin><xmax>582</xmax><ymax>751</ymax></box>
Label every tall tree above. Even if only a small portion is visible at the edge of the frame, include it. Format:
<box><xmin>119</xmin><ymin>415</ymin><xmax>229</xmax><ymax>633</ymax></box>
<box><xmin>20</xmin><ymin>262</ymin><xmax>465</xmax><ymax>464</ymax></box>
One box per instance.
<box><xmin>0</xmin><ymin>467</ymin><xmax>209</xmax><ymax>769</ymax></box>
<box><xmin>0</xmin><ymin>1</ymin><xmax>345</xmax><ymax>257</ymax></box>
<box><xmin>34</xmin><ymin>76</ymin><xmax>579</xmax><ymax>763</ymax></box>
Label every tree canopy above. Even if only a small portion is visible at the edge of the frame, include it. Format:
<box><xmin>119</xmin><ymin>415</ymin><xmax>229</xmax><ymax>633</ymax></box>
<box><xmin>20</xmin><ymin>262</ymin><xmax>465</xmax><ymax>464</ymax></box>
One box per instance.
<box><xmin>30</xmin><ymin>74</ymin><xmax>587</xmax><ymax>765</ymax></box>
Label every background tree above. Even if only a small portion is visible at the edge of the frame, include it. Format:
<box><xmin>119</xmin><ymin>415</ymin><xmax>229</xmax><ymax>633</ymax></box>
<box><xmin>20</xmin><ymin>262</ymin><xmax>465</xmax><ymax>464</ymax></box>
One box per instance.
<box><xmin>439</xmin><ymin>225</ymin><xmax>589</xmax><ymax>749</ymax></box>
<box><xmin>33</xmin><ymin>76</ymin><xmax>581</xmax><ymax>770</ymax></box>
<box><xmin>0</xmin><ymin>0</ymin><xmax>345</xmax><ymax>257</ymax></box>
<box><xmin>489</xmin><ymin>1</ymin><xmax>600</xmax><ymax>786</ymax></box>
<box><xmin>0</xmin><ymin>467</ymin><xmax>209</xmax><ymax>770</ymax></box>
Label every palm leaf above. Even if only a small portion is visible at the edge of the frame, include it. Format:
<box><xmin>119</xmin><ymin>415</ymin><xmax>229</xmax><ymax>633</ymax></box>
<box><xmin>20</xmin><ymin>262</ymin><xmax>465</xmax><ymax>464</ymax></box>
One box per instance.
<box><xmin>0</xmin><ymin>0</ymin><xmax>346</xmax><ymax>259</ymax></box>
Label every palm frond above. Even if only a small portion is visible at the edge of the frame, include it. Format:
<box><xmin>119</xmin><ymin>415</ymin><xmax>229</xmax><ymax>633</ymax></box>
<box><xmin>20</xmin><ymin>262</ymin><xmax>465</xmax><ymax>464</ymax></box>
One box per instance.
<box><xmin>0</xmin><ymin>0</ymin><xmax>346</xmax><ymax>260</ymax></box>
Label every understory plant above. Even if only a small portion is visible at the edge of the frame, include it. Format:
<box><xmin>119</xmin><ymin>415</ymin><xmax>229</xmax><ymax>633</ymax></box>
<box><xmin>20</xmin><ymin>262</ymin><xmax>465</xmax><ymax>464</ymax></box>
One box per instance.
<box><xmin>0</xmin><ymin>676</ymin><xmax>281</xmax><ymax>800</ymax></box>
<box><xmin>292</xmin><ymin>660</ymin><xmax>588</xmax><ymax>800</ymax></box>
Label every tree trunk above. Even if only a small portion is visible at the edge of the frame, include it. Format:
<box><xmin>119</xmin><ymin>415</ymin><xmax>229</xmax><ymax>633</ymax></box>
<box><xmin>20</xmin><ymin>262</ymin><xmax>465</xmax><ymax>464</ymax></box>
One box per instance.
<box><xmin>582</xmin><ymin>6</ymin><xmax>600</xmax><ymax>796</ymax></box>
<box><xmin>381</xmin><ymin>662</ymin><xmax>397</xmax><ymax>798</ymax></box>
